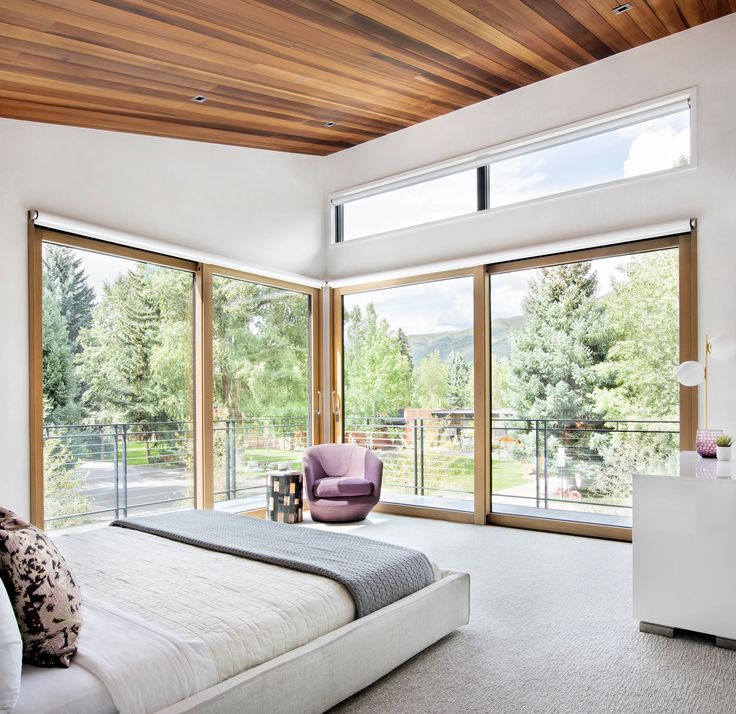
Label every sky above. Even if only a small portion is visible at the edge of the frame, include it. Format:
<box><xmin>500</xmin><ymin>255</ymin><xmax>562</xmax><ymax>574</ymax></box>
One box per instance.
<box><xmin>490</xmin><ymin>254</ymin><xmax>639</xmax><ymax>320</ymax></box>
<box><xmin>73</xmin><ymin>250</ymin><xmax>138</xmax><ymax>298</ymax></box>
<box><xmin>343</xmin><ymin>277</ymin><xmax>474</xmax><ymax>335</ymax></box>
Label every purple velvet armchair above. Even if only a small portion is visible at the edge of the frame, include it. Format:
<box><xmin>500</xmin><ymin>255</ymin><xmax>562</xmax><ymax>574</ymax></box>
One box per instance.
<box><xmin>302</xmin><ymin>444</ymin><xmax>383</xmax><ymax>523</ymax></box>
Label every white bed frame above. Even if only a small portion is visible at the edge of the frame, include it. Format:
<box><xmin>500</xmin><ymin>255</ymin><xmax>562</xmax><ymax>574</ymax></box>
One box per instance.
<box><xmin>157</xmin><ymin>571</ymin><xmax>470</xmax><ymax>714</ymax></box>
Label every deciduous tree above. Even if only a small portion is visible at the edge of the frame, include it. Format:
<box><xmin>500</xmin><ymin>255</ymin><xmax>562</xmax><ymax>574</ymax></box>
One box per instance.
<box><xmin>344</xmin><ymin>303</ymin><xmax>413</xmax><ymax>418</ymax></box>
<box><xmin>413</xmin><ymin>350</ymin><xmax>449</xmax><ymax>409</ymax></box>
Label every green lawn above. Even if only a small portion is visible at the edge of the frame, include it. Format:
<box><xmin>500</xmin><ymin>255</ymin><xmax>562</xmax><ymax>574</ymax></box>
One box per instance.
<box><xmin>89</xmin><ymin>440</ymin><xmax>185</xmax><ymax>466</ymax></box>
<box><xmin>237</xmin><ymin>448</ymin><xmax>302</xmax><ymax>462</ymax></box>
<box><xmin>491</xmin><ymin>459</ymin><xmax>528</xmax><ymax>492</ymax></box>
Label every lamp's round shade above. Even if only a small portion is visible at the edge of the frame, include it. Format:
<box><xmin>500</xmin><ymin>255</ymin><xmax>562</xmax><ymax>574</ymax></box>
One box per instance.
<box><xmin>710</xmin><ymin>336</ymin><xmax>736</xmax><ymax>361</ymax></box>
<box><xmin>677</xmin><ymin>360</ymin><xmax>705</xmax><ymax>386</ymax></box>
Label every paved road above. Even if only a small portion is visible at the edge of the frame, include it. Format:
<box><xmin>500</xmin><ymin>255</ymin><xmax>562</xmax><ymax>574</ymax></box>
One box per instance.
<box><xmin>63</xmin><ymin>461</ymin><xmax>193</xmax><ymax>518</ymax></box>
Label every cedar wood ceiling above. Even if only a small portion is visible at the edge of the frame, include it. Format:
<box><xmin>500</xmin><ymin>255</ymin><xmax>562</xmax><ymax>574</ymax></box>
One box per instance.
<box><xmin>0</xmin><ymin>1</ymin><xmax>733</xmax><ymax>155</ymax></box>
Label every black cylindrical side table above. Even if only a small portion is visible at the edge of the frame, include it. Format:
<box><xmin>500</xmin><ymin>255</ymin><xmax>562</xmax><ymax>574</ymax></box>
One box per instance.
<box><xmin>267</xmin><ymin>469</ymin><xmax>303</xmax><ymax>524</ymax></box>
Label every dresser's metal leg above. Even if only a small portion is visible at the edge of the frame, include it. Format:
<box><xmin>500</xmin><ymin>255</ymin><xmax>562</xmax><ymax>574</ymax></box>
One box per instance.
<box><xmin>639</xmin><ymin>621</ymin><xmax>675</xmax><ymax>637</ymax></box>
<box><xmin>716</xmin><ymin>637</ymin><xmax>736</xmax><ymax>650</ymax></box>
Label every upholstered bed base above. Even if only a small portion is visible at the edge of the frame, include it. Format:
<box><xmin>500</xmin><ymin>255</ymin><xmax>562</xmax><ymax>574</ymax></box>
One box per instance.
<box><xmin>157</xmin><ymin>571</ymin><xmax>470</xmax><ymax>714</ymax></box>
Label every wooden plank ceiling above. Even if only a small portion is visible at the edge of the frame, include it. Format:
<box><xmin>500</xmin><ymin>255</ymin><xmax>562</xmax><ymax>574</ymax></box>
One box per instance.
<box><xmin>0</xmin><ymin>1</ymin><xmax>732</xmax><ymax>155</ymax></box>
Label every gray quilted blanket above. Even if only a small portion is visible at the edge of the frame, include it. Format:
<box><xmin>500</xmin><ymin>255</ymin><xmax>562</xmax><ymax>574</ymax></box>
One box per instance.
<box><xmin>110</xmin><ymin>510</ymin><xmax>435</xmax><ymax>617</ymax></box>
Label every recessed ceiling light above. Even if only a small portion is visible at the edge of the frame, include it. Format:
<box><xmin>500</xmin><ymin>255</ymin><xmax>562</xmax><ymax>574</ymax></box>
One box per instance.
<box><xmin>191</xmin><ymin>95</ymin><xmax>208</xmax><ymax>103</ymax></box>
<box><xmin>611</xmin><ymin>3</ymin><xmax>632</xmax><ymax>14</ymax></box>
<box><xmin>323</xmin><ymin>121</ymin><xmax>336</xmax><ymax>127</ymax></box>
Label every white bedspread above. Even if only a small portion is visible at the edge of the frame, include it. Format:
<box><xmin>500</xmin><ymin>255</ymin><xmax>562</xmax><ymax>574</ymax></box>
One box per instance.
<box><xmin>54</xmin><ymin>526</ymin><xmax>356</xmax><ymax>714</ymax></box>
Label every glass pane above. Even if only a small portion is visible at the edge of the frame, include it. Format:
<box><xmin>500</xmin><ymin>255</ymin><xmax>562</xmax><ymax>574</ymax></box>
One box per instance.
<box><xmin>211</xmin><ymin>275</ymin><xmax>311</xmax><ymax>512</ymax></box>
<box><xmin>41</xmin><ymin>244</ymin><xmax>195</xmax><ymax>530</ymax></box>
<box><xmin>489</xmin><ymin>109</ymin><xmax>690</xmax><ymax>208</ymax></box>
<box><xmin>490</xmin><ymin>248</ymin><xmax>680</xmax><ymax>527</ymax></box>
<box><xmin>342</xmin><ymin>169</ymin><xmax>477</xmax><ymax>241</ymax></box>
<box><xmin>342</xmin><ymin>277</ymin><xmax>474</xmax><ymax>511</ymax></box>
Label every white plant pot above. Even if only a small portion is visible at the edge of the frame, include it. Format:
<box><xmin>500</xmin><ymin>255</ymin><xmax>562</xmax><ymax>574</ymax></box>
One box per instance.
<box><xmin>716</xmin><ymin>446</ymin><xmax>732</xmax><ymax>462</ymax></box>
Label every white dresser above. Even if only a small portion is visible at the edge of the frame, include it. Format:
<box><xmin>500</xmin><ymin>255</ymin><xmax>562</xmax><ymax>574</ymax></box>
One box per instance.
<box><xmin>633</xmin><ymin>451</ymin><xmax>736</xmax><ymax>647</ymax></box>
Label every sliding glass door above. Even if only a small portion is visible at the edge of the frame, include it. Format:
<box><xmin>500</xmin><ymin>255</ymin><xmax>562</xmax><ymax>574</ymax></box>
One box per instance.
<box><xmin>336</xmin><ymin>273</ymin><xmax>478</xmax><ymax>514</ymax></box>
<box><xmin>489</xmin><ymin>238</ymin><xmax>692</xmax><ymax>529</ymax></box>
<box><xmin>211</xmin><ymin>271</ymin><xmax>316</xmax><ymax>511</ymax></box>
<box><xmin>39</xmin><ymin>237</ymin><xmax>197</xmax><ymax>529</ymax></box>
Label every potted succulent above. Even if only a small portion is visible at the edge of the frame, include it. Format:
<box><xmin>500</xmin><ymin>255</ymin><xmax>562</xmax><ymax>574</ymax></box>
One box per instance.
<box><xmin>716</xmin><ymin>434</ymin><xmax>733</xmax><ymax>462</ymax></box>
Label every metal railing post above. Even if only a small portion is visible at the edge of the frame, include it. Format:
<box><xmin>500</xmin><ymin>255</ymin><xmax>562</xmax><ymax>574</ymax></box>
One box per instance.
<box><xmin>543</xmin><ymin>420</ymin><xmax>548</xmax><ymax>510</ymax></box>
<box><xmin>419</xmin><ymin>418</ymin><xmax>425</xmax><ymax>497</ymax></box>
<box><xmin>225</xmin><ymin>421</ymin><xmax>231</xmax><ymax>500</ymax></box>
<box><xmin>535</xmin><ymin>420</ymin><xmax>540</xmax><ymax>510</ymax></box>
<box><xmin>231</xmin><ymin>420</ymin><xmax>237</xmax><ymax>500</ymax></box>
<box><xmin>121</xmin><ymin>424</ymin><xmax>129</xmax><ymax>517</ymax></box>
<box><xmin>413</xmin><ymin>419</ymin><xmax>419</xmax><ymax>496</ymax></box>
<box><xmin>113</xmin><ymin>425</ymin><xmax>120</xmax><ymax>519</ymax></box>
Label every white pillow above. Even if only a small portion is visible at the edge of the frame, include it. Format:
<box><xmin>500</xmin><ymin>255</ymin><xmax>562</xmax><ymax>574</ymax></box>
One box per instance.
<box><xmin>0</xmin><ymin>580</ymin><xmax>22</xmax><ymax>713</ymax></box>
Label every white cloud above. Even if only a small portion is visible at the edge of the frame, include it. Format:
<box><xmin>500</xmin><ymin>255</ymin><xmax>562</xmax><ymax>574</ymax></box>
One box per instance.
<box><xmin>489</xmin><ymin>154</ymin><xmax>548</xmax><ymax>208</ymax></box>
<box><xmin>344</xmin><ymin>277</ymin><xmax>474</xmax><ymax>335</ymax></box>
<box><xmin>623</xmin><ymin>127</ymin><xmax>689</xmax><ymax>178</ymax></box>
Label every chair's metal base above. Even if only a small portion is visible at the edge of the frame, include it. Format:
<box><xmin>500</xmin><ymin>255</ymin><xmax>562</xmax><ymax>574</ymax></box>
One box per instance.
<box><xmin>639</xmin><ymin>621</ymin><xmax>675</xmax><ymax>637</ymax></box>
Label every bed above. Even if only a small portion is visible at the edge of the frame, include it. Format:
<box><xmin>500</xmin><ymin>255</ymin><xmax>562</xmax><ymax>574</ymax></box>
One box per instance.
<box><xmin>12</xmin><ymin>513</ymin><xmax>470</xmax><ymax>714</ymax></box>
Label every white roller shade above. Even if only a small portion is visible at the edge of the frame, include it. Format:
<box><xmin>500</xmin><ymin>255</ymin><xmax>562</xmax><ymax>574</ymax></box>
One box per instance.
<box><xmin>329</xmin><ymin>93</ymin><xmax>691</xmax><ymax>206</ymax></box>
<box><xmin>32</xmin><ymin>211</ymin><xmax>325</xmax><ymax>289</ymax></box>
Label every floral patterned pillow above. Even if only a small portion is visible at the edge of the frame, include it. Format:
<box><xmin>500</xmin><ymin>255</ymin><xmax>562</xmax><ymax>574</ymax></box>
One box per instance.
<box><xmin>0</xmin><ymin>507</ymin><xmax>82</xmax><ymax>667</ymax></box>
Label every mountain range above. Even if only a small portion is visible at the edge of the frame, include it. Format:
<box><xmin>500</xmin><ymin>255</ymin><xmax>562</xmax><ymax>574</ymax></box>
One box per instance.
<box><xmin>406</xmin><ymin>314</ymin><xmax>525</xmax><ymax>366</ymax></box>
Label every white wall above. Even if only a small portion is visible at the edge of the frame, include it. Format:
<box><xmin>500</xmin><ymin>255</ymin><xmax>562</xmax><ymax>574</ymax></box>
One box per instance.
<box><xmin>324</xmin><ymin>14</ymin><xmax>736</xmax><ymax>440</ymax></box>
<box><xmin>0</xmin><ymin>120</ymin><xmax>324</xmax><ymax>517</ymax></box>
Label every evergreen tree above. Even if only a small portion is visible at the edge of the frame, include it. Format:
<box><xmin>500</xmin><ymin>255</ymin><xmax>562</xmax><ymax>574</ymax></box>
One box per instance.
<box><xmin>396</xmin><ymin>328</ymin><xmax>412</xmax><ymax>363</ymax></box>
<box><xmin>42</xmin><ymin>245</ymin><xmax>95</xmax><ymax>351</ymax></box>
<box><xmin>42</xmin><ymin>281</ymin><xmax>80</xmax><ymax>424</ymax></box>
<box><xmin>446</xmin><ymin>350</ymin><xmax>472</xmax><ymax>409</ymax></box>
<box><xmin>77</xmin><ymin>264</ymin><xmax>168</xmax><ymax>428</ymax></box>
<box><xmin>508</xmin><ymin>262</ymin><xmax>611</xmax><ymax>420</ymax></box>
<box><xmin>115</xmin><ymin>265</ymin><xmax>161</xmax><ymax>426</ymax></box>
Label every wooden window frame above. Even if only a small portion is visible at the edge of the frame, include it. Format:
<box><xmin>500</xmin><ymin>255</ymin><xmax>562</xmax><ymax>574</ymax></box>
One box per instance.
<box><xmin>28</xmin><ymin>222</ymin><xmax>322</xmax><ymax>527</ymax></box>
<box><xmin>329</xmin><ymin>230</ymin><xmax>696</xmax><ymax>540</ymax></box>
<box><xmin>486</xmin><ymin>231</ymin><xmax>697</xmax><ymax>541</ymax></box>
<box><xmin>330</xmin><ymin>267</ymin><xmax>488</xmax><ymax>525</ymax></box>
<box><xmin>206</xmin><ymin>265</ymin><xmax>323</xmax><ymax>509</ymax></box>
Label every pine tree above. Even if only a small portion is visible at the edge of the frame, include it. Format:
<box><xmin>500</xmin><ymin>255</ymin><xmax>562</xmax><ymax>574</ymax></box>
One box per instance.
<box><xmin>41</xmin><ymin>281</ymin><xmax>80</xmax><ymax>424</ymax></box>
<box><xmin>43</xmin><ymin>245</ymin><xmax>95</xmax><ymax>351</ymax></box>
<box><xmin>77</xmin><ymin>264</ymin><xmax>164</xmax><ymax>427</ymax></box>
<box><xmin>396</xmin><ymin>328</ymin><xmax>412</xmax><ymax>363</ymax></box>
<box><xmin>446</xmin><ymin>350</ymin><xmax>472</xmax><ymax>409</ymax></box>
<box><xmin>508</xmin><ymin>262</ymin><xmax>611</xmax><ymax>420</ymax></box>
<box><xmin>116</xmin><ymin>265</ymin><xmax>161</xmax><ymax>426</ymax></box>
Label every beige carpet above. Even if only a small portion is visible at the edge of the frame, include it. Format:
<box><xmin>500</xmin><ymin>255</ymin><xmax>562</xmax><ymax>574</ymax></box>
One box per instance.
<box><xmin>306</xmin><ymin>514</ymin><xmax>736</xmax><ymax>714</ymax></box>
